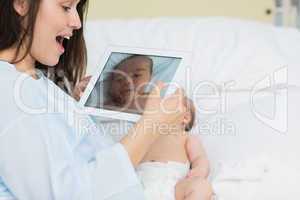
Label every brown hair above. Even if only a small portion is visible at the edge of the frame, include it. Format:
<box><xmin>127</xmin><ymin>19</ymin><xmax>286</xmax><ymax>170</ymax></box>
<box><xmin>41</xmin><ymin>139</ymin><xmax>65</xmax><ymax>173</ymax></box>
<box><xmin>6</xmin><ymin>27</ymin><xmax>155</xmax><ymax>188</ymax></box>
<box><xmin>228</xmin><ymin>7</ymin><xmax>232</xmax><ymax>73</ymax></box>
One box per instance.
<box><xmin>0</xmin><ymin>0</ymin><xmax>89</xmax><ymax>93</ymax></box>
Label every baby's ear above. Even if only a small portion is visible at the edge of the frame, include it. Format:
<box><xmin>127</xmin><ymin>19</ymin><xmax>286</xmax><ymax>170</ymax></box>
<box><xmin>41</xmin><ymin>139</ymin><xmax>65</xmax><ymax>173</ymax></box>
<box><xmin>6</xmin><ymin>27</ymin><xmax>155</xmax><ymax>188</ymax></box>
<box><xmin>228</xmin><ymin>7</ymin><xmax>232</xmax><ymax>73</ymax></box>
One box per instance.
<box><xmin>183</xmin><ymin>111</ymin><xmax>192</xmax><ymax>126</ymax></box>
<box><xmin>13</xmin><ymin>0</ymin><xmax>29</xmax><ymax>17</ymax></box>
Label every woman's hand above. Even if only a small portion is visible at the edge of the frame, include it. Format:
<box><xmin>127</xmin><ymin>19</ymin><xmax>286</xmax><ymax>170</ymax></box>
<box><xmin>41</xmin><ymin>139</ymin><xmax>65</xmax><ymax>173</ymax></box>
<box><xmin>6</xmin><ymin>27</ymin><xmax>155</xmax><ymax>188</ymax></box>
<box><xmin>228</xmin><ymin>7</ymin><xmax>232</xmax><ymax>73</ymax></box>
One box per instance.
<box><xmin>142</xmin><ymin>81</ymin><xmax>186</xmax><ymax>135</ymax></box>
<box><xmin>72</xmin><ymin>76</ymin><xmax>92</xmax><ymax>101</ymax></box>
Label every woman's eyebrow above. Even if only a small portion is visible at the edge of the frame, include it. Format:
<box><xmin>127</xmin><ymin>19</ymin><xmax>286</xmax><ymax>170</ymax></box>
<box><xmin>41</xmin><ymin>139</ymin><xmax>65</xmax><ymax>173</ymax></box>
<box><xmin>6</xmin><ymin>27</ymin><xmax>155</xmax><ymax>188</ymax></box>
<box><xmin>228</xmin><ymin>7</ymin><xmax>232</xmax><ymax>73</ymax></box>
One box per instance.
<box><xmin>60</xmin><ymin>0</ymin><xmax>80</xmax><ymax>5</ymax></box>
<box><xmin>60</xmin><ymin>0</ymin><xmax>71</xmax><ymax>3</ymax></box>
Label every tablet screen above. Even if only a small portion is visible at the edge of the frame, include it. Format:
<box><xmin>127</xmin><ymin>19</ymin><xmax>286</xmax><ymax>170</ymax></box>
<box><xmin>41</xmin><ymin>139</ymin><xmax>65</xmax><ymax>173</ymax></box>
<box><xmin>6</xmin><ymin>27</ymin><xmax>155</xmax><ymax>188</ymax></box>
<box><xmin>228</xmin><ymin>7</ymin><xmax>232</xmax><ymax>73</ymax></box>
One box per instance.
<box><xmin>84</xmin><ymin>52</ymin><xmax>182</xmax><ymax>115</ymax></box>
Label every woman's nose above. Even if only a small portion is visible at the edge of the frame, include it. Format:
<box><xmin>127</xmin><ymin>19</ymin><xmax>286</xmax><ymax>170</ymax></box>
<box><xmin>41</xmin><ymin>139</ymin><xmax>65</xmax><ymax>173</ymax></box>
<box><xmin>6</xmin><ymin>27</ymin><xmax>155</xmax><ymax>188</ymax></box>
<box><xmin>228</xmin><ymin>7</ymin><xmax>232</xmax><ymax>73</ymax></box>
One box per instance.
<box><xmin>69</xmin><ymin>11</ymin><xmax>82</xmax><ymax>30</ymax></box>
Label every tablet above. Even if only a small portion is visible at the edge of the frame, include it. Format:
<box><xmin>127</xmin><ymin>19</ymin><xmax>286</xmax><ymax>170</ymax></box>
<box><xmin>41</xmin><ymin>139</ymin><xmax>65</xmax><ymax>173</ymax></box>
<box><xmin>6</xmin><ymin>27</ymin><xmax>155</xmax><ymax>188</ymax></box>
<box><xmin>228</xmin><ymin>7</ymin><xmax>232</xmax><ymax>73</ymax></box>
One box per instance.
<box><xmin>79</xmin><ymin>46</ymin><xmax>190</xmax><ymax>122</ymax></box>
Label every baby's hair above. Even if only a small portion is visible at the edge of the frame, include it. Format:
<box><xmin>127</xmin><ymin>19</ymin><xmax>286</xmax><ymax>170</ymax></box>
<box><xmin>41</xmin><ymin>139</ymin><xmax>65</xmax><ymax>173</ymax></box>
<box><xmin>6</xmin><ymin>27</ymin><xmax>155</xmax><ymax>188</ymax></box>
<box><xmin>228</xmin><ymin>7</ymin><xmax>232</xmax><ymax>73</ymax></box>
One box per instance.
<box><xmin>114</xmin><ymin>55</ymin><xmax>153</xmax><ymax>74</ymax></box>
<box><xmin>184</xmin><ymin>98</ymin><xmax>196</xmax><ymax>132</ymax></box>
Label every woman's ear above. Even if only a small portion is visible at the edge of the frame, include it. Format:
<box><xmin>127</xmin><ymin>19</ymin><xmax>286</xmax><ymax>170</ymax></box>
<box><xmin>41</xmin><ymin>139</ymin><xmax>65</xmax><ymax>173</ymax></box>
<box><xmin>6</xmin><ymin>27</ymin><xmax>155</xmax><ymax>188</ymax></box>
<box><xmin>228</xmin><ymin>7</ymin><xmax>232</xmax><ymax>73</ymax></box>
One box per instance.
<box><xmin>13</xmin><ymin>0</ymin><xmax>29</xmax><ymax>16</ymax></box>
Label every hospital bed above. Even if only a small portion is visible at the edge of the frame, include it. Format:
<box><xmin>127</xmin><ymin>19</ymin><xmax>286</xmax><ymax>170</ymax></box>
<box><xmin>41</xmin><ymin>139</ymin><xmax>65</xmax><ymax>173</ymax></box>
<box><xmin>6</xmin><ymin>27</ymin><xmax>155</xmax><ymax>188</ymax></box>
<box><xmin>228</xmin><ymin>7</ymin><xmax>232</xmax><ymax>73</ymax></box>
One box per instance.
<box><xmin>85</xmin><ymin>17</ymin><xmax>300</xmax><ymax>199</ymax></box>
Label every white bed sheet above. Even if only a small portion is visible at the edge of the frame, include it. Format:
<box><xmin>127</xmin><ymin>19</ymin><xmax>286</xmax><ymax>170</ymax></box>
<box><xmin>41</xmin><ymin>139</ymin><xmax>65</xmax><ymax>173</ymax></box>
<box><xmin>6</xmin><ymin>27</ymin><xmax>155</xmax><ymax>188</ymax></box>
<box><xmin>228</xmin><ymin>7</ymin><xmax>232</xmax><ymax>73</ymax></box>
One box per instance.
<box><xmin>85</xmin><ymin>17</ymin><xmax>300</xmax><ymax>198</ymax></box>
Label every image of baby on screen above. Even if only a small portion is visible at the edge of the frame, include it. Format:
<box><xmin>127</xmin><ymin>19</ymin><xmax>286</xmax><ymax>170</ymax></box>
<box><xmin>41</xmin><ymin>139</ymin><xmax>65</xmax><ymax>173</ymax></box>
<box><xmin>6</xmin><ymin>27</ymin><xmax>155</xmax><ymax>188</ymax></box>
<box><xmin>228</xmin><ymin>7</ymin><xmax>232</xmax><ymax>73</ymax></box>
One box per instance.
<box><xmin>85</xmin><ymin>53</ymin><xmax>182</xmax><ymax>116</ymax></box>
<box><xmin>104</xmin><ymin>55</ymin><xmax>153</xmax><ymax>114</ymax></box>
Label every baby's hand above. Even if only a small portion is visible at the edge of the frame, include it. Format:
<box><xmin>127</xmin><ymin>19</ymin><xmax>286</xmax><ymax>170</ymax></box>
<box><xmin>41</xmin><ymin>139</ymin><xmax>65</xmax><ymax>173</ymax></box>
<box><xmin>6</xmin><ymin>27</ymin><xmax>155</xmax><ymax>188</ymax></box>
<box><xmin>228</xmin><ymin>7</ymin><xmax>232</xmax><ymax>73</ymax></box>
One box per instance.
<box><xmin>175</xmin><ymin>176</ymin><xmax>213</xmax><ymax>200</ymax></box>
<box><xmin>186</xmin><ymin>135</ymin><xmax>210</xmax><ymax>179</ymax></box>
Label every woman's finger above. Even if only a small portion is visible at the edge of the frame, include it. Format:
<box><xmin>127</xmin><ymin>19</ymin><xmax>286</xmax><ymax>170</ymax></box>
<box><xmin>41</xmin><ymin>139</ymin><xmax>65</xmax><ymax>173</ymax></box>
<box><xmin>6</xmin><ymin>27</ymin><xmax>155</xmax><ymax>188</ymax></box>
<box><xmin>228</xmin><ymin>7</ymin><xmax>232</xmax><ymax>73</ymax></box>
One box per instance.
<box><xmin>174</xmin><ymin>87</ymin><xmax>185</xmax><ymax>97</ymax></box>
<box><xmin>78</xmin><ymin>79</ymin><xmax>90</xmax><ymax>92</ymax></box>
<box><xmin>81</xmin><ymin>75</ymin><xmax>92</xmax><ymax>81</ymax></box>
<box><xmin>78</xmin><ymin>76</ymin><xmax>92</xmax><ymax>91</ymax></box>
<box><xmin>81</xmin><ymin>76</ymin><xmax>92</xmax><ymax>86</ymax></box>
<box><xmin>81</xmin><ymin>79</ymin><xmax>90</xmax><ymax>89</ymax></box>
<box><xmin>169</xmin><ymin>88</ymin><xmax>186</xmax><ymax>114</ymax></box>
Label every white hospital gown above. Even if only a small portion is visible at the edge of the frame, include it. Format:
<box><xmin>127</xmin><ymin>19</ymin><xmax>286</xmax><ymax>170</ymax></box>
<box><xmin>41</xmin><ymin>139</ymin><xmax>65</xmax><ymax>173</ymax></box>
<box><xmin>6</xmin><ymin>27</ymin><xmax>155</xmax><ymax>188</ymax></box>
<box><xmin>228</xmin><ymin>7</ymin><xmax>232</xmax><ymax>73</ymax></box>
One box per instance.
<box><xmin>0</xmin><ymin>61</ymin><xmax>145</xmax><ymax>200</ymax></box>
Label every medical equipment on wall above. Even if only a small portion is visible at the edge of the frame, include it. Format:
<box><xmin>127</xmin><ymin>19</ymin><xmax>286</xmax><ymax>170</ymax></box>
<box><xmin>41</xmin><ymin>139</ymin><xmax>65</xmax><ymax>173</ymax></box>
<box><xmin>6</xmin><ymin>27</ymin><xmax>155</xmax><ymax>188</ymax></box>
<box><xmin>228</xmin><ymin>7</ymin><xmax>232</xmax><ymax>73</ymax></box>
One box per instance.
<box><xmin>274</xmin><ymin>0</ymin><xmax>300</xmax><ymax>29</ymax></box>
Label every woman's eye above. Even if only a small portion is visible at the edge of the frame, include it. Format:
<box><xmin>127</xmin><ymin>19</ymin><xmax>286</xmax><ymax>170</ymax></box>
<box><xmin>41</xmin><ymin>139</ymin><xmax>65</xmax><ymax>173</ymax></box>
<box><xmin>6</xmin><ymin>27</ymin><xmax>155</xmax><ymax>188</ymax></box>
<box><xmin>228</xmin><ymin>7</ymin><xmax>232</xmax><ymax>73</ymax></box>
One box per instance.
<box><xmin>62</xmin><ymin>6</ymin><xmax>71</xmax><ymax>12</ymax></box>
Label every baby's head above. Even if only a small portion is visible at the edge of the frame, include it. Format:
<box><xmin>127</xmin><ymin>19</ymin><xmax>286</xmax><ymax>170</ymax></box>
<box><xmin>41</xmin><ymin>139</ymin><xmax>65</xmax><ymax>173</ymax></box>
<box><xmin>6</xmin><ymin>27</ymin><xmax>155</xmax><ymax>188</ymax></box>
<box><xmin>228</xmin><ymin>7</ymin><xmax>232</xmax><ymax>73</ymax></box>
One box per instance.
<box><xmin>109</xmin><ymin>55</ymin><xmax>153</xmax><ymax>107</ymax></box>
<box><xmin>183</xmin><ymin>97</ymin><xmax>196</xmax><ymax>132</ymax></box>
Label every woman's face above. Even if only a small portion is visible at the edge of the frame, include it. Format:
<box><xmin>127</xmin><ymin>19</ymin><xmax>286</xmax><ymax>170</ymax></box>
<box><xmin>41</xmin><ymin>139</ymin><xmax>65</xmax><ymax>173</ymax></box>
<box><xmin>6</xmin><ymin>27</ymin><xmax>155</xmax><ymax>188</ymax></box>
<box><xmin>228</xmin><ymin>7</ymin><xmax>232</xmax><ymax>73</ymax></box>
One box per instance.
<box><xmin>29</xmin><ymin>0</ymin><xmax>82</xmax><ymax>66</ymax></box>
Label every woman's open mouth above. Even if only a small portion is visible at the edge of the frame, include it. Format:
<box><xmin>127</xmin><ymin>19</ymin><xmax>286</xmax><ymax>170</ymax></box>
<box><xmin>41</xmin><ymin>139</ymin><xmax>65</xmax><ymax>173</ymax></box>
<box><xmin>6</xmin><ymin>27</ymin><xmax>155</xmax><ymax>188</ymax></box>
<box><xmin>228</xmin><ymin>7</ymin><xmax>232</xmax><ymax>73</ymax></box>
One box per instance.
<box><xmin>55</xmin><ymin>36</ymin><xmax>65</xmax><ymax>53</ymax></box>
<box><xmin>55</xmin><ymin>35</ymin><xmax>70</xmax><ymax>54</ymax></box>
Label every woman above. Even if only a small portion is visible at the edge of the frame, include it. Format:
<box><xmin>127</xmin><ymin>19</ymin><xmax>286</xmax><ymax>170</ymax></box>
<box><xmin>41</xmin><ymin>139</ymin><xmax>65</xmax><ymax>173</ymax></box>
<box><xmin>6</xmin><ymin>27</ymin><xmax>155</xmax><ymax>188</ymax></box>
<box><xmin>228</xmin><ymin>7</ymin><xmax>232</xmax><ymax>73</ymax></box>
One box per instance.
<box><xmin>0</xmin><ymin>0</ymin><xmax>212</xmax><ymax>199</ymax></box>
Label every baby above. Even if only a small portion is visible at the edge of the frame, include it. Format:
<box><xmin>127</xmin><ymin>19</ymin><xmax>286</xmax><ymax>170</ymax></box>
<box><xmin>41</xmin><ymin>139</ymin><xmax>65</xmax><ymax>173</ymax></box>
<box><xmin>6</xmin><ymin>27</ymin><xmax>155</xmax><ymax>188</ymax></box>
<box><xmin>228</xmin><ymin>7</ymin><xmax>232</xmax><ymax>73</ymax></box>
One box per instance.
<box><xmin>106</xmin><ymin>55</ymin><xmax>210</xmax><ymax>200</ymax></box>
<box><xmin>137</xmin><ymin>98</ymin><xmax>209</xmax><ymax>200</ymax></box>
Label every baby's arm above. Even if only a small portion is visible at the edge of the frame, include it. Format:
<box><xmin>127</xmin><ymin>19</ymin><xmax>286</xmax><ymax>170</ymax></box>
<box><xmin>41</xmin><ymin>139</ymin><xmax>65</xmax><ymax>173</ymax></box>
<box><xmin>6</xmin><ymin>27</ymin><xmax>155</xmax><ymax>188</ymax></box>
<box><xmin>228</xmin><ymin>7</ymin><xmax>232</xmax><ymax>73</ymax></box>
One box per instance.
<box><xmin>185</xmin><ymin>135</ymin><xmax>210</xmax><ymax>179</ymax></box>
<box><xmin>174</xmin><ymin>136</ymin><xmax>211</xmax><ymax>200</ymax></box>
